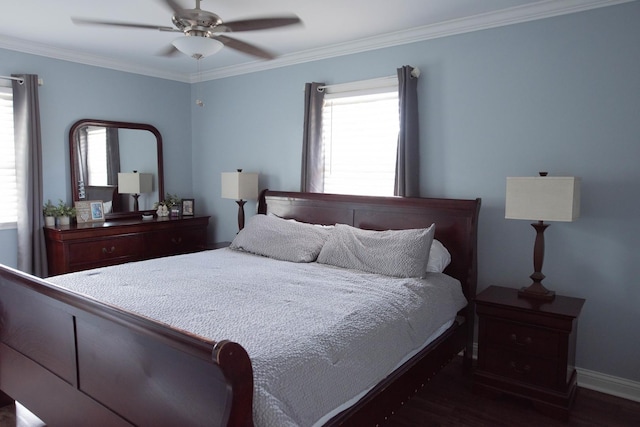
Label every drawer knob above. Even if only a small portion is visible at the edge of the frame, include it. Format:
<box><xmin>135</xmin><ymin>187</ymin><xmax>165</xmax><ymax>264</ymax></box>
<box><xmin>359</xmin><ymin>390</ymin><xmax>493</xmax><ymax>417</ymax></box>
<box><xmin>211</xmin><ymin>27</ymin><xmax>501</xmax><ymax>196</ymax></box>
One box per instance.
<box><xmin>510</xmin><ymin>333</ymin><xmax>532</xmax><ymax>346</ymax></box>
<box><xmin>509</xmin><ymin>361</ymin><xmax>531</xmax><ymax>374</ymax></box>
<box><xmin>102</xmin><ymin>246</ymin><xmax>116</xmax><ymax>254</ymax></box>
<box><xmin>171</xmin><ymin>237</ymin><xmax>183</xmax><ymax>245</ymax></box>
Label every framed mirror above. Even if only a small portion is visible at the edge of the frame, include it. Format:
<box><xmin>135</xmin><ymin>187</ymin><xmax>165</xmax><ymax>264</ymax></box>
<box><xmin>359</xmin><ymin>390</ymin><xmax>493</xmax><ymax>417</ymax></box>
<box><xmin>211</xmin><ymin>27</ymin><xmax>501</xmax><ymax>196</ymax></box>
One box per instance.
<box><xmin>70</xmin><ymin>119</ymin><xmax>164</xmax><ymax>220</ymax></box>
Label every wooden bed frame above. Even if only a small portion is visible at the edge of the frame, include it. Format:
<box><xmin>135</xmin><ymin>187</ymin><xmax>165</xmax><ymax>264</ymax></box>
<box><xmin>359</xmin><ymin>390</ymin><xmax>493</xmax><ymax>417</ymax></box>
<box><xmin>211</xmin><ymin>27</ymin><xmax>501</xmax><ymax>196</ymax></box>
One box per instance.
<box><xmin>0</xmin><ymin>190</ymin><xmax>480</xmax><ymax>426</ymax></box>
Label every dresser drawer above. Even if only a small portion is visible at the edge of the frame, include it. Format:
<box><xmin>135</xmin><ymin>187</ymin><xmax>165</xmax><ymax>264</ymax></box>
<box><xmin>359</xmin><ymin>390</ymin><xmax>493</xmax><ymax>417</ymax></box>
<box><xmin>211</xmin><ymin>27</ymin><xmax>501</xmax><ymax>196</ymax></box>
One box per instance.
<box><xmin>45</xmin><ymin>216</ymin><xmax>210</xmax><ymax>274</ymax></box>
<box><xmin>146</xmin><ymin>228</ymin><xmax>206</xmax><ymax>256</ymax></box>
<box><xmin>482</xmin><ymin>346</ymin><xmax>559</xmax><ymax>389</ymax></box>
<box><xmin>67</xmin><ymin>235</ymin><xmax>145</xmax><ymax>265</ymax></box>
<box><xmin>483</xmin><ymin>318</ymin><xmax>559</xmax><ymax>358</ymax></box>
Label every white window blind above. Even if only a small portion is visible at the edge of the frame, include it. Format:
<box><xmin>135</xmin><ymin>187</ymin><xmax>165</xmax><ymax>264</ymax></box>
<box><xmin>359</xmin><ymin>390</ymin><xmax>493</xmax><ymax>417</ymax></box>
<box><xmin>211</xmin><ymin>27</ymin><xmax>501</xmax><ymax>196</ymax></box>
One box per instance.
<box><xmin>0</xmin><ymin>86</ymin><xmax>17</xmax><ymax>226</ymax></box>
<box><xmin>87</xmin><ymin>126</ymin><xmax>108</xmax><ymax>186</ymax></box>
<box><xmin>322</xmin><ymin>87</ymin><xmax>399</xmax><ymax>197</ymax></box>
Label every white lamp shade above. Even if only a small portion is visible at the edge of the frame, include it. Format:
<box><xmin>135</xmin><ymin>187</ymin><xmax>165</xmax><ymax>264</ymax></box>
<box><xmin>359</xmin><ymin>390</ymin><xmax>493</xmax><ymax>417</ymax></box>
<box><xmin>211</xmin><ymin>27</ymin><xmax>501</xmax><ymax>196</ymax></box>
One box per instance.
<box><xmin>221</xmin><ymin>172</ymin><xmax>259</xmax><ymax>200</ymax></box>
<box><xmin>505</xmin><ymin>176</ymin><xmax>580</xmax><ymax>222</ymax></box>
<box><xmin>172</xmin><ymin>36</ymin><xmax>224</xmax><ymax>58</ymax></box>
<box><xmin>118</xmin><ymin>172</ymin><xmax>153</xmax><ymax>195</ymax></box>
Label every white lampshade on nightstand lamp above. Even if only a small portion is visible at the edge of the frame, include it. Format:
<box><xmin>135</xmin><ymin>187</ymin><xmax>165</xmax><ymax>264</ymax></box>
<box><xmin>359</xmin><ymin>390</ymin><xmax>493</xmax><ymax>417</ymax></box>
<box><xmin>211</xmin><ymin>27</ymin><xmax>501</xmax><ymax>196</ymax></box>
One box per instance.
<box><xmin>118</xmin><ymin>171</ymin><xmax>153</xmax><ymax>212</ymax></box>
<box><xmin>505</xmin><ymin>172</ymin><xmax>580</xmax><ymax>301</ymax></box>
<box><xmin>222</xmin><ymin>170</ymin><xmax>259</xmax><ymax>231</ymax></box>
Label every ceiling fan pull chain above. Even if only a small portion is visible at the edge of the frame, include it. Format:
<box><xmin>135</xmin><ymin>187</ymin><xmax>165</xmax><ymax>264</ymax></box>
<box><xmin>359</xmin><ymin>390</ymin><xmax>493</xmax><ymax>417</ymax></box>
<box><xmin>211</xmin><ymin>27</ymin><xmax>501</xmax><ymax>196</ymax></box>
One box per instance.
<box><xmin>195</xmin><ymin>58</ymin><xmax>204</xmax><ymax>107</ymax></box>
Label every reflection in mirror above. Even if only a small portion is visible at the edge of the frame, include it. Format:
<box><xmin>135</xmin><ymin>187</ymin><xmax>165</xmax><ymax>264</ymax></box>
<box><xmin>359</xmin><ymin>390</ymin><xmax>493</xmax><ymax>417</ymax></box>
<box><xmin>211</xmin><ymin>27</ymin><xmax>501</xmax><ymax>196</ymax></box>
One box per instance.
<box><xmin>70</xmin><ymin>119</ymin><xmax>164</xmax><ymax>219</ymax></box>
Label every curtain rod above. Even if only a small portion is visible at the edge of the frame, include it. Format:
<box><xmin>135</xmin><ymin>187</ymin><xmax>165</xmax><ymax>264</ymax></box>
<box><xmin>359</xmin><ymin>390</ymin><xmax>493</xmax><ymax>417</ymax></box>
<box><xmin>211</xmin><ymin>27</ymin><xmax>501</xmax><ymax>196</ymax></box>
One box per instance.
<box><xmin>318</xmin><ymin>75</ymin><xmax>396</xmax><ymax>91</ymax></box>
<box><xmin>315</xmin><ymin>67</ymin><xmax>420</xmax><ymax>93</ymax></box>
<box><xmin>0</xmin><ymin>75</ymin><xmax>24</xmax><ymax>84</ymax></box>
<box><xmin>0</xmin><ymin>76</ymin><xmax>44</xmax><ymax>86</ymax></box>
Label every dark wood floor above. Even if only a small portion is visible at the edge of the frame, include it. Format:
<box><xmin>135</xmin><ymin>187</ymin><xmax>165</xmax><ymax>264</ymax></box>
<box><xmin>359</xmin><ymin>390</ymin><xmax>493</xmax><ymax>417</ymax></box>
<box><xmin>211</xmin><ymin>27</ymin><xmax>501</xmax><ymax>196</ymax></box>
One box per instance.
<box><xmin>1</xmin><ymin>357</ymin><xmax>638</xmax><ymax>426</ymax></box>
<box><xmin>387</xmin><ymin>357</ymin><xmax>640</xmax><ymax>426</ymax></box>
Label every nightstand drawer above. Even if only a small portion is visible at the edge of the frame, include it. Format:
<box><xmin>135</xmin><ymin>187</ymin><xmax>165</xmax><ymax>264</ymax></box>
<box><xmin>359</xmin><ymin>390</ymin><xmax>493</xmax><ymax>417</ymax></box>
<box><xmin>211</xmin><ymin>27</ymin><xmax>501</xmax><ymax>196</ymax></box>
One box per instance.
<box><xmin>484</xmin><ymin>318</ymin><xmax>559</xmax><ymax>358</ymax></box>
<box><xmin>67</xmin><ymin>235</ymin><xmax>144</xmax><ymax>264</ymax></box>
<box><xmin>482</xmin><ymin>346</ymin><xmax>558</xmax><ymax>389</ymax></box>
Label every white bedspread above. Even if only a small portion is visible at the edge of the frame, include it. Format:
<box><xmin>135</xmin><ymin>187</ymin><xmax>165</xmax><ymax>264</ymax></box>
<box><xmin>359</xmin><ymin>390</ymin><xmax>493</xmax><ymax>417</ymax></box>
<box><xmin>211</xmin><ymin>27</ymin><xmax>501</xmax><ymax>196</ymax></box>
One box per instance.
<box><xmin>48</xmin><ymin>248</ymin><xmax>467</xmax><ymax>427</ymax></box>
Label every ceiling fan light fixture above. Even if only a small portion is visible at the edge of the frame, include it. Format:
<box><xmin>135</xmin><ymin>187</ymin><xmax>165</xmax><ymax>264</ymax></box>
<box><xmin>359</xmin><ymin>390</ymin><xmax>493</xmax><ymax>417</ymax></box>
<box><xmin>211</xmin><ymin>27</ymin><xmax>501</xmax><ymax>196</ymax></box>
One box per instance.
<box><xmin>172</xmin><ymin>36</ymin><xmax>223</xmax><ymax>59</ymax></box>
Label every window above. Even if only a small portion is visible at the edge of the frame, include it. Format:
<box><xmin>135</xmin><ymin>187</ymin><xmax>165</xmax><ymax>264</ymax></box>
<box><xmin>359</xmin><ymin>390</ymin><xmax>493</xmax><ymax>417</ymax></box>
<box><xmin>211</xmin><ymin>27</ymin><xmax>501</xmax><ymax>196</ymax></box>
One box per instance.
<box><xmin>86</xmin><ymin>126</ymin><xmax>108</xmax><ymax>186</ymax></box>
<box><xmin>321</xmin><ymin>79</ymin><xmax>399</xmax><ymax>196</ymax></box>
<box><xmin>0</xmin><ymin>85</ymin><xmax>17</xmax><ymax>227</ymax></box>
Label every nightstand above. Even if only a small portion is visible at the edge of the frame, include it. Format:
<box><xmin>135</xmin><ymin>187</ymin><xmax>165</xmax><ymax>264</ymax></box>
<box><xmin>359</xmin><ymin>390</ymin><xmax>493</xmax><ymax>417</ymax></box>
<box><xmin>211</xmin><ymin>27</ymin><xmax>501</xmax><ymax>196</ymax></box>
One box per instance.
<box><xmin>474</xmin><ymin>286</ymin><xmax>585</xmax><ymax>421</ymax></box>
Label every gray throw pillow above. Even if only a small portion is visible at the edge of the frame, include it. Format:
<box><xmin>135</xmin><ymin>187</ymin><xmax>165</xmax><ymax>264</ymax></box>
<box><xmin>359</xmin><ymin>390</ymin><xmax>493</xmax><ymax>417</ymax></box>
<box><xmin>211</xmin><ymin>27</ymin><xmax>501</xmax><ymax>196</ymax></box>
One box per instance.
<box><xmin>230</xmin><ymin>214</ymin><xmax>331</xmax><ymax>262</ymax></box>
<box><xmin>317</xmin><ymin>223</ymin><xmax>435</xmax><ymax>278</ymax></box>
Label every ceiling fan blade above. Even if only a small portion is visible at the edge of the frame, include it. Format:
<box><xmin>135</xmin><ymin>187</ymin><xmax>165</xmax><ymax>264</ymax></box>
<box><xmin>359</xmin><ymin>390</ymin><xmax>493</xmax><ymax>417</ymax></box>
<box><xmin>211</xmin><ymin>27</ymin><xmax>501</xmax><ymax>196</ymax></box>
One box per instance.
<box><xmin>160</xmin><ymin>0</ymin><xmax>187</xmax><ymax>15</ymax></box>
<box><xmin>221</xmin><ymin>16</ymin><xmax>301</xmax><ymax>32</ymax></box>
<box><xmin>72</xmin><ymin>17</ymin><xmax>179</xmax><ymax>32</ymax></box>
<box><xmin>213</xmin><ymin>35</ymin><xmax>275</xmax><ymax>59</ymax></box>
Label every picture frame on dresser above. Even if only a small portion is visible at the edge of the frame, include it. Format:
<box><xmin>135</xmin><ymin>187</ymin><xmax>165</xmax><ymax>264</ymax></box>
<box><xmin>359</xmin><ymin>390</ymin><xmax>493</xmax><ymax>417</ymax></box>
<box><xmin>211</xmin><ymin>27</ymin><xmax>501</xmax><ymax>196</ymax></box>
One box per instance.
<box><xmin>182</xmin><ymin>199</ymin><xmax>194</xmax><ymax>216</ymax></box>
<box><xmin>170</xmin><ymin>204</ymin><xmax>182</xmax><ymax>217</ymax></box>
<box><xmin>75</xmin><ymin>200</ymin><xmax>105</xmax><ymax>223</ymax></box>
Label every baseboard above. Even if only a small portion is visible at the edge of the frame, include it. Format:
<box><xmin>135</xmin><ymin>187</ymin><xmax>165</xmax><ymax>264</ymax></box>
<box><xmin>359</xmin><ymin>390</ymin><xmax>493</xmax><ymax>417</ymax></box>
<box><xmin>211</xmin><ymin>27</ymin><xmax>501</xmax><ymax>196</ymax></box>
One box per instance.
<box><xmin>467</xmin><ymin>343</ymin><xmax>640</xmax><ymax>403</ymax></box>
<box><xmin>577</xmin><ymin>368</ymin><xmax>640</xmax><ymax>403</ymax></box>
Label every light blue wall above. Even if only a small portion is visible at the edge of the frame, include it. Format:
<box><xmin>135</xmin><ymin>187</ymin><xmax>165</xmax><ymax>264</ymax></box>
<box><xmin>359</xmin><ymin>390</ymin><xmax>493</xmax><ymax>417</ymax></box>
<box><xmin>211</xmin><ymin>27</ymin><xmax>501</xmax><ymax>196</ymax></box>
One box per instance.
<box><xmin>119</xmin><ymin>129</ymin><xmax>160</xmax><ymax>211</ymax></box>
<box><xmin>193</xmin><ymin>2</ymin><xmax>640</xmax><ymax>382</ymax></box>
<box><xmin>0</xmin><ymin>2</ymin><xmax>638</xmax><ymax>383</ymax></box>
<box><xmin>0</xmin><ymin>49</ymin><xmax>192</xmax><ymax>266</ymax></box>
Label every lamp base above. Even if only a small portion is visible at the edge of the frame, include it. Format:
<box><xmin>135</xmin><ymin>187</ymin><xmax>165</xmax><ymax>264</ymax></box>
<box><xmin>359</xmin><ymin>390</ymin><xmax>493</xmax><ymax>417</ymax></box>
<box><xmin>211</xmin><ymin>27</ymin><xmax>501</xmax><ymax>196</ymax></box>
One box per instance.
<box><xmin>518</xmin><ymin>220</ymin><xmax>555</xmax><ymax>301</ymax></box>
<box><xmin>518</xmin><ymin>283</ymin><xmax>556</xmax><ymax>301</ymax></box>
<box><xmin>236</xmin><ymin>199</ymin><xmax>246</xmax><ymax>231</ymax></box>
<box><xmin>131</xmin><ymin>193</ymin><xmax>140</xmax><ymax>212</ymax></box>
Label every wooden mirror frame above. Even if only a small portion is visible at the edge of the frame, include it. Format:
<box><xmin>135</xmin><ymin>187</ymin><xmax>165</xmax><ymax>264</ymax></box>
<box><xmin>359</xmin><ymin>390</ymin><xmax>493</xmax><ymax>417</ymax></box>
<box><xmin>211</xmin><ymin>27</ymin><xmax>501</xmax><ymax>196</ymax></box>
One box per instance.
<box><xmin>69</xmin><ymin>119</ymin><xmax>164</xmax><ymax>220</ymax></box>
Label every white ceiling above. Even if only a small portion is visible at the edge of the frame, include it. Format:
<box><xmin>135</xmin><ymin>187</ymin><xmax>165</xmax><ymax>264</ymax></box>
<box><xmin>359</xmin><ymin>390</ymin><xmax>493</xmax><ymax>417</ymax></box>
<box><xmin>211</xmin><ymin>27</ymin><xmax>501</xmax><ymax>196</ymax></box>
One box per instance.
<box><xmin>0</xmin><ymin>0</ymin><xmax>630</xmax><ymax>82</ymax></box>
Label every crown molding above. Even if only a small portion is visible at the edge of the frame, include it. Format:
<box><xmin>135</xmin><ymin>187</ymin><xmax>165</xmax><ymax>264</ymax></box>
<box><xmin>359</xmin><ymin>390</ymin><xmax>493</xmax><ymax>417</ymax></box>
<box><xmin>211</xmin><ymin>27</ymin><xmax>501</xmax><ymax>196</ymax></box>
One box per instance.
<box><xmin>1</xmin><ymin>0</ymin><xmax>633</xmax><ymax>83</ymax></box>
<box><xmin>200</xmin><ymin>0</ymin><xmax>633</xmax><ymax>81</ymax></box>
<box><xmin>0</xmin><ymin>36</ymin><xmax>191</xmax><ymax>83</ymax></box>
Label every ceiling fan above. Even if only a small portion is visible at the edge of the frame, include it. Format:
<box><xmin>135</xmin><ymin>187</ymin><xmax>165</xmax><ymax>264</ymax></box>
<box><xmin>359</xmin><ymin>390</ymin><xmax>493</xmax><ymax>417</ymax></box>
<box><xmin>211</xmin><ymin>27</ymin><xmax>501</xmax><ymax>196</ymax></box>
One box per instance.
<box><xmin>72</xmin><ymin>0</ymin><xmax>302</xmax><ymax>60</ymax></box>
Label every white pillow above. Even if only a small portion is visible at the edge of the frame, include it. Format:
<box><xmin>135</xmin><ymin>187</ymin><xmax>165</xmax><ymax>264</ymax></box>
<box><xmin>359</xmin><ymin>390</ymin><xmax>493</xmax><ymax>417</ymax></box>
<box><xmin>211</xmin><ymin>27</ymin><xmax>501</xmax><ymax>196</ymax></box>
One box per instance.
<box><xmin>230</xmin><ymin>214</ymin><xmax>331</xmax><ymax>263</ymax></box>
<box><xmin>426</xmin><ymin>240</ymin><xmax>451</xmax><ymax>273</ymax></box>
<box><xmin>317</xmin><ymin>223</ymin><xmax>435</xmax><ymax>278</ymax></box>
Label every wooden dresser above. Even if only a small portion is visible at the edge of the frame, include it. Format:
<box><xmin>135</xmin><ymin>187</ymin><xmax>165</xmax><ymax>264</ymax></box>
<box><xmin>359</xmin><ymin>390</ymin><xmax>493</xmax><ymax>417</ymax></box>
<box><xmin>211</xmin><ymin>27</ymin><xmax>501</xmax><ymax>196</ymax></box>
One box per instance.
<box><xmin>474</xmin><ymin>285</ymin><xmax>585</xmax><ymax>421</ymax></box>
<box><xmin>44</xmin><ymin>215</ymin><xmax>210</xmax><ymax>275</ymax></box>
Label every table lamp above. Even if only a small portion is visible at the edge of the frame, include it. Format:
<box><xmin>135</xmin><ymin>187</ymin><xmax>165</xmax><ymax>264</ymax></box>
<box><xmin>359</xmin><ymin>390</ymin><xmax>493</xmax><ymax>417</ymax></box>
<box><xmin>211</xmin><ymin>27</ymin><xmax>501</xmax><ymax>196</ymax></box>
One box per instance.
<box><xmin>505</xmin><ymin>172</ymin><xmax>580</xmax><ymax>301</ymax></box>
<box><xmin>118</xmin><ymin>171</ymin><xmax>153</xmax><ymax>212</ymax></box>
<box><xmin>221</xmin><ymin>170</ymin><xmax>259</xmax><ymax>231</ymax></box>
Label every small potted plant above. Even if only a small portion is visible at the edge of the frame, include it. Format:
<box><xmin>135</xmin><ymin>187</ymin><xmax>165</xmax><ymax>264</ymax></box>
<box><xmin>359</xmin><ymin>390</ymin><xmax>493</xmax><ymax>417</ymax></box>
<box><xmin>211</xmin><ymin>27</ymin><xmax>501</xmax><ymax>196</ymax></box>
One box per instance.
<box><xmin>43</xmin><ymin>199</ymin><xmax>57</xmax><ymax>226</ymax></box>
<box><xmin>56</xmin><ymin>199</ymin><xmax>76</xmax><ymax>226</ymax></box>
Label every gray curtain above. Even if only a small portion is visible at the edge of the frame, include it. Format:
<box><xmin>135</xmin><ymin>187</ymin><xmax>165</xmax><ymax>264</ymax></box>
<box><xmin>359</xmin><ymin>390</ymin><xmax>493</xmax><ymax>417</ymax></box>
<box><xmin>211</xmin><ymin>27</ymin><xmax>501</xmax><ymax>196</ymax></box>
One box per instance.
<box><xmin>75</xmin><ymin>127</ymin><xmax>88</xmax><ymax>199</ymax></box>
<box><xmin>12</xmin><ymin>74</ymin><xmax>47</xmax><ymax>277</ymax></box>
<box><xmin>105</xmin><ymin>127</ymin><xmax>120</xmax><ymax>186</ymax></box>
<box><xmin>394</xmin><ymin>65</ymin><xmax>420</xmax><ymax>197</ymax></box>
<box><xmin>301</xmin><ymin>82</ymin><xmax>325</xmax><ymax>193</ymax></box>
